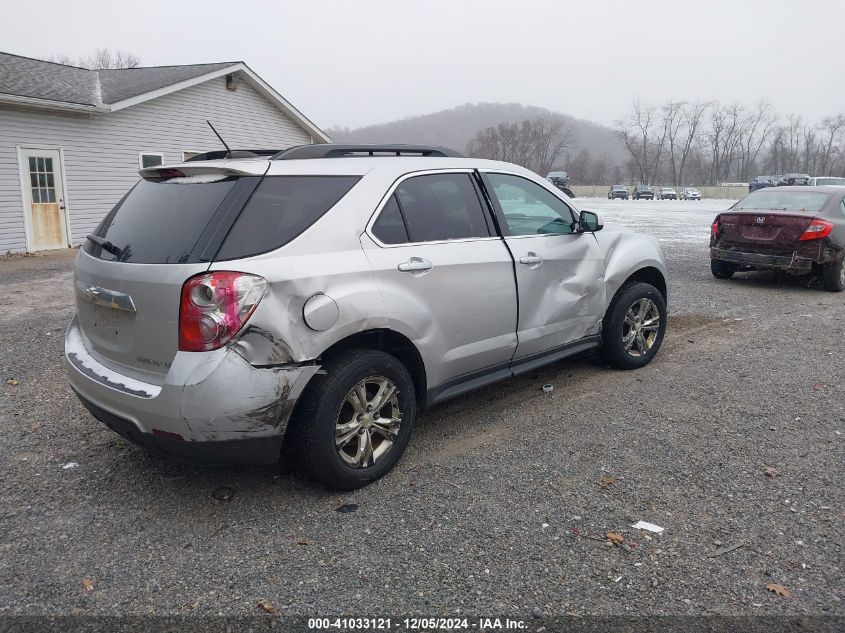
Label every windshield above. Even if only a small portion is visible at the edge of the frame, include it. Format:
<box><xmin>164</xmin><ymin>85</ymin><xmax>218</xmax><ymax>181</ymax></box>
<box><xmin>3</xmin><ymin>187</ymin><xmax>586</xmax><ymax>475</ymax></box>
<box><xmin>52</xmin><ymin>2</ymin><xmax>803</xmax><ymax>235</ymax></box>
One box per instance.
<box><xmin>815</xmin><ymin>178</ymin><xmax>845</xmax><ymax>186</ymax></box>
<box><xmin>734</xmin><ymin>190</ymin><xmax>830</xmax><ymax>213</ymax></box>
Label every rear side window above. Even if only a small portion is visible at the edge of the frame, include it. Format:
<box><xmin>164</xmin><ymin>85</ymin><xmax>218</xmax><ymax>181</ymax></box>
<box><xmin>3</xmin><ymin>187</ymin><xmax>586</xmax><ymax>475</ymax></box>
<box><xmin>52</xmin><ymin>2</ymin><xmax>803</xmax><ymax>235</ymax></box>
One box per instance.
<box><xmin>84</xmin><ymin>178</ymin><xmax>238</xmax><ymax>264</ymax></box>
<box><xmin>215</xmin><ymin>176</ymin><xmax>360</xmax><ymax>260</ymax></box>
<box><xmin>377</xmin><ymin>173</ymin><xmax>489</xmax><ymax>243</ymax></box>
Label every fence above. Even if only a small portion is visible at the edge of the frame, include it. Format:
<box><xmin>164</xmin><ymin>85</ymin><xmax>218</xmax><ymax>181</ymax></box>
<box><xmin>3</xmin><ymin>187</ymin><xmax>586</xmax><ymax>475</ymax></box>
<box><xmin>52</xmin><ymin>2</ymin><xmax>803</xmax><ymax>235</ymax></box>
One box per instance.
<box><xmin>571</xmin><ymin>185</ymin><xmax>747</xmax><ymax>199</ymax></box>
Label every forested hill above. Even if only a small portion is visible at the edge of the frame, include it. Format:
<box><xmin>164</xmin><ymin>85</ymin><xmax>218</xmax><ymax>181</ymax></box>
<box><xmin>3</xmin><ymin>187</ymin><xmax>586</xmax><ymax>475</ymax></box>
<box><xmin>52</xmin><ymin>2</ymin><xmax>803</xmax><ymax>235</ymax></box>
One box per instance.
<box><xmin>327</xmin><ymin>102</ymin><xmax>625</xmax><ymax>161</ymax></box>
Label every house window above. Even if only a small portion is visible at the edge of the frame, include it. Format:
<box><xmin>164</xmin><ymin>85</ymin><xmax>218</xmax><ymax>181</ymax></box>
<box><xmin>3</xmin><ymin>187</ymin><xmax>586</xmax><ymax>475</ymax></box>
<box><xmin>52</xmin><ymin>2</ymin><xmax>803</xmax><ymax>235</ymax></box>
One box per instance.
<box><xmin>28</xmin><ymin>156</ymin><xmax>57</xmax><ymax>203</ymax></box>
<box><xmin>139</xmin><ymin>152</ymin><xmax>164</xmax><ymax>168</ymax></box>
<box><xmin>182</xmin><ymin>151</ymin><xmax>201</xmax><ymax>161</ymax></box>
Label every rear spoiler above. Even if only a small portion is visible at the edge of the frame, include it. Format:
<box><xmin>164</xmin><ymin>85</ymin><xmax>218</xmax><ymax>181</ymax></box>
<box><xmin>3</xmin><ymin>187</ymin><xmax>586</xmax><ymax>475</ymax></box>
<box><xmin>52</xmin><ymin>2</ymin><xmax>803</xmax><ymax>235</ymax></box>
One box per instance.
<box><xmin>138</xmin><ymin>163</ymin><xmax>267</xmax><ymax>180</ymax></box>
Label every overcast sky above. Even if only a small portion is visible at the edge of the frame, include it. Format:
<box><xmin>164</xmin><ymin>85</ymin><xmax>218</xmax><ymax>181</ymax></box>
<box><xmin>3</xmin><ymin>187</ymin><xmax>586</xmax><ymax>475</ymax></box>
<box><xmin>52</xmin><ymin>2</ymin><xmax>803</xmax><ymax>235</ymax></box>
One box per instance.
<box><xmin>2</xmin><ymin>0</ymin><xmax>842</xmax><ymax>131</ymax></box>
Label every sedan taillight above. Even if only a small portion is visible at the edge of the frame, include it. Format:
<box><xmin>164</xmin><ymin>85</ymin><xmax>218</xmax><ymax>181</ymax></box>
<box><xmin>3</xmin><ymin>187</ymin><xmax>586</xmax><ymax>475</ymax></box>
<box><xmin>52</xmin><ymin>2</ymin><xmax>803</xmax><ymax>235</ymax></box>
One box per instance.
<box><xmin>179</xmin><ymin>271</ymin><xmax>267</xmax><ymax>352</ymax></box>
<box><xmin>798</xmin><ymin>219</ymin><xmax>834</xmax><ymax>241</ymax></box>
<box><xmin>711</xmin><ymin>220</ymin><xmax>720</xmax><ymax>238</ymax></box>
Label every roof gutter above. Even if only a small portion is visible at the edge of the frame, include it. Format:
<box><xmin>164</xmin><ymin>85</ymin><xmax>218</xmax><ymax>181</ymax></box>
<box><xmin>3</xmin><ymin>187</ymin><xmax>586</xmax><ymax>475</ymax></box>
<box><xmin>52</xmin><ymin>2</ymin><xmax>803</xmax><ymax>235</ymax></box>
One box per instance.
<box><xmin>0</xmin><ymin>92</ymin><xmax>108</xmax><ymax>113</ymax></box>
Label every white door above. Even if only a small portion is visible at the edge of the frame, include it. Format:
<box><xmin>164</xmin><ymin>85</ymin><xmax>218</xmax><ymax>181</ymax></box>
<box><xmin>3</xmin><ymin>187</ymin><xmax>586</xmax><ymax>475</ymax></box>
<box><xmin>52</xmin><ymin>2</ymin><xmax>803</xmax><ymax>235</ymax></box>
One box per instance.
<box><xmin>20</xmin><ymin>148</ymin><xmax>68</xmax><ymax>251</ymax></box>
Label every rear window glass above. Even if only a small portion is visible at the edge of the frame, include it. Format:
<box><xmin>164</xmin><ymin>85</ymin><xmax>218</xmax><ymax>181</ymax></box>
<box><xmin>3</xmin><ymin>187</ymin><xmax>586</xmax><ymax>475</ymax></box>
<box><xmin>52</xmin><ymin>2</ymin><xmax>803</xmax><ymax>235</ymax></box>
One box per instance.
<box><xmin>734</xmin><ymin>190</ymin><xmax>831</xmax><ymax>213</ymax></box>
<box><xmin>215</xmin><ymin>176</ymin><xmax>360</xmax><ymax>260</ymax></box>
<box><xmin>84</xmin><ymin>178</ymin><xmax>237</xmax><ymax>263</ymax></box>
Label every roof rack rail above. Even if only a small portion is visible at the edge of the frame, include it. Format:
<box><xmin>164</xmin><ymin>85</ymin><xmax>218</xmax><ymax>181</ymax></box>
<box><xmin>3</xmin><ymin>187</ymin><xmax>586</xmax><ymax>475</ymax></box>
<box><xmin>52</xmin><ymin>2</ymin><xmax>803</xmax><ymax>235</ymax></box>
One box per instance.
<box><xmin>185</xmin><ymin>149</ymin><xmax>283</xmax><ymax>162</ymax></box>
<box><xmin>272</xmin><ymin>144</ymin><xmax>464</xmax><ymax>160</ymax></box>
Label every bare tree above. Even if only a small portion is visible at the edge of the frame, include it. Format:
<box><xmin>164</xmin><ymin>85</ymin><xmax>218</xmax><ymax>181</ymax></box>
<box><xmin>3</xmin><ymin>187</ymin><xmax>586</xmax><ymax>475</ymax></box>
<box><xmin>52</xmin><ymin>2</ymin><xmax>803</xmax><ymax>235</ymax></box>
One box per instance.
<box><xmin>677</xmin><ymin>102</ymin><xmax>709</xmax><ymax>185</ymax></box>
<box><xmin>467</xmin><ymin>116</ymin><xmax>574</xmax><ymax>175</ymax></box>
<box><xmin>817</xmin><ymin>115</ymin><xmax>845</xmax><ymax>175</ymax></box>
<box><xmin>46</xmin><ymin>49</ymin><xmax>141</xmax><ymax>69</ymax></box>
<box><xmin>616</xmin><ymin>99</ymin><xmax>661</xmax><ymax>184</ymax></box>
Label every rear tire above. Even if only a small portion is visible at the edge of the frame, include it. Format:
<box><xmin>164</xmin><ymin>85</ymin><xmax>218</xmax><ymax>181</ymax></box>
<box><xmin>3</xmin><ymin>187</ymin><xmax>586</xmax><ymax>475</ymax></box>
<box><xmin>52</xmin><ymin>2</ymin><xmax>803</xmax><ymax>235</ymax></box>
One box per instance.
<box><xmin>599</xmin><ymin>283</ymin><xmax>667</xmax><ymax>370</ymax></box>
<box><xmin>711</xmin><ymin>259</ymin><xmax>737</xmax><ymax>279</ymax></box>
<box><xmin>821</xmin><ymin>257</ymin><xmax>845</xmax><ymax>292</ymax></box>
<box><xmin>292</xmin><ymin>349</ymin><xmax>416</xmax><ymax>490</ymax></box>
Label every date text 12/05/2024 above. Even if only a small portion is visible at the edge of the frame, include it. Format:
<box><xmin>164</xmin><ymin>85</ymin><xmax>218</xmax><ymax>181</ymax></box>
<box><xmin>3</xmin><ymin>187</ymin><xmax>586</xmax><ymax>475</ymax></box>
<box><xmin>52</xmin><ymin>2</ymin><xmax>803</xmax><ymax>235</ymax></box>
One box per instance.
<box><xmin>307</xmin><ymin>617</ymin><xmax>528</xmax><ymax>630</ymax></box>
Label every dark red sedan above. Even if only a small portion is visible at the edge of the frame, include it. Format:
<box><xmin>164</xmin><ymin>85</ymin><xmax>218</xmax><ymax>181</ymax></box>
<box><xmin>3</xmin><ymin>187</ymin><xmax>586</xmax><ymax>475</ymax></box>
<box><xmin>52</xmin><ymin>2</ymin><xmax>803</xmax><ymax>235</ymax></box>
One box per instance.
<box><xmin>710</xmin><ymin>186</ymin><xmax>845</xmax><ymax>292</ymax></box>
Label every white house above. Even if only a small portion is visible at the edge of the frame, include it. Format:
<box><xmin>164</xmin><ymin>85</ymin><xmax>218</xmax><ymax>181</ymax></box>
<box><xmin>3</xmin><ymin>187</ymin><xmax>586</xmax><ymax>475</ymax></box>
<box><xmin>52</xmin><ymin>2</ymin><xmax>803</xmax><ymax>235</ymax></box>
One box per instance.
<box><xmin>0</xmin><ymin>52</ymin><xmax>329</xmax><ymax>253</ymax></box>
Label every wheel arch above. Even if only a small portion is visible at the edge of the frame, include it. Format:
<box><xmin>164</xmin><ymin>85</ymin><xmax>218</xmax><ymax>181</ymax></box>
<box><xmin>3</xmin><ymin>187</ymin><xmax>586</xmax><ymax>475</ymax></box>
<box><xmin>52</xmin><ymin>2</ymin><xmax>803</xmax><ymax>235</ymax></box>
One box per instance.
<box><xmin>317</xmin><ymin>329</ymin><xmax>428</xmax><ymax>407</ymax></box>
<box><xmin>618</xmin><ymin>266</ymin><xmax>667</xmax><ymax>301</ymax></box>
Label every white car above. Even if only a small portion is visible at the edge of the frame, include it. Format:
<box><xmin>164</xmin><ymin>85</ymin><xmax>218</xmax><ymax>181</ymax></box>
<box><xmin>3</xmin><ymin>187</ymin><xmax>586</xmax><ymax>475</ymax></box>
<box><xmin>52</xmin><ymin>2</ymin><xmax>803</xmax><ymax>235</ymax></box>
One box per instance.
<box><xmin>807</xmin><ymin>177</ymin><xmax>845</xmax><ymax>187</ymax></box>
<box><xmin>682</xmin><ymin>187</ymin><xmax>702</xmax><ymax>200</ymax></box>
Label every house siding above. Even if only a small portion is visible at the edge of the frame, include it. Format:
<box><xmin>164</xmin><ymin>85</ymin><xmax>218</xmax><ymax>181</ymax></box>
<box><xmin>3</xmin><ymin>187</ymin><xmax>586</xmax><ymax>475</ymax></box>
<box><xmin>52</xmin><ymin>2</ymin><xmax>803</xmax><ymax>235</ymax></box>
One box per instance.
<box><xmin>0</xmin><ymin>77</ymin><xmax>313</xmax><ymax>252</ymax></box>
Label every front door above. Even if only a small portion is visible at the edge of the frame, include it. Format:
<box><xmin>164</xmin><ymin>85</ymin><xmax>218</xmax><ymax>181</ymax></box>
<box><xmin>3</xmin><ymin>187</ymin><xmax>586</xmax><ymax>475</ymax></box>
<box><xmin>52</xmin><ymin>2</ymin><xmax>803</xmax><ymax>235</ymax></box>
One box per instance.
<box><xmin>20</xmin><ymin>148</ymin><xmax>68</xmax><ymax>251</ymax></box>
<box><xmin>482</xmin><ymin>171</ymin><xmax>606</xmax><ymax>360</ymax></box>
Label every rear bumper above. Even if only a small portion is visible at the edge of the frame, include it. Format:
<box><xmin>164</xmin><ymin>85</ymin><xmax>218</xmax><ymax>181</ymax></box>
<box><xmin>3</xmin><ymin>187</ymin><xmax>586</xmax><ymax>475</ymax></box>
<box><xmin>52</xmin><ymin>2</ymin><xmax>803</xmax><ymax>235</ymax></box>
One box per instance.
<box><xmin>73</xmin><ymin>390</ymin><xmax>283</xmax><ymax>464</ymax></box>
<box><xmin>65</xmin><ymin>316</ymin><xmax>320</xmax><ymax>464</ymax></box>
<box><xmin>710</xmin><ymin>247</ymin><xmax>815</xmax><ymax>272</ymax></box>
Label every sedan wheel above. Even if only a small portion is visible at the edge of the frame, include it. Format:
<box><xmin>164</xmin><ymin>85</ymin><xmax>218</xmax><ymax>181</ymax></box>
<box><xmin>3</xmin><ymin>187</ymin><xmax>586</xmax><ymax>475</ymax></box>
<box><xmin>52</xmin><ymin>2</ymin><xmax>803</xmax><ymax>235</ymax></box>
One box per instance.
<box><xmin>821</xmin><ymin>257</ymin><xmax>845</xmax><ymax>292</ymax></box>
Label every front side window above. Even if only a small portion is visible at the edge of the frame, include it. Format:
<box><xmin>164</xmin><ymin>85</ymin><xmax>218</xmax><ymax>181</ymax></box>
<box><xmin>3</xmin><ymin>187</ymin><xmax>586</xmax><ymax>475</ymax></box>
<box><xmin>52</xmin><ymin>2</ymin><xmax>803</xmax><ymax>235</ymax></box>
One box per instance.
<box><xmin>377</xmin><ymin>173</ymin><xmax>490</xmax><ymax>243</ymax></box>
<box><xmin>487</xmin><ymin>173</ymin><xmax>575</xmax><ymax>236</ymax></box>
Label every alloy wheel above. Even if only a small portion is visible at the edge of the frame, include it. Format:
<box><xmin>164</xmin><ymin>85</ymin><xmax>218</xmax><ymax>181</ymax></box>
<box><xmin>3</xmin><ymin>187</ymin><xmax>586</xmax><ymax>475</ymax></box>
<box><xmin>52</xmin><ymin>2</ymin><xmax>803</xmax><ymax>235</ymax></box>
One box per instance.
<box><xmin>622</xmin><ymin>298</ymin><xmax>660</xmax><ymax>357</ymax></box>
<box><xmin>335</xmin><ymin>376</ymin><xmax>402</xmax><ymax>468</ymax></box>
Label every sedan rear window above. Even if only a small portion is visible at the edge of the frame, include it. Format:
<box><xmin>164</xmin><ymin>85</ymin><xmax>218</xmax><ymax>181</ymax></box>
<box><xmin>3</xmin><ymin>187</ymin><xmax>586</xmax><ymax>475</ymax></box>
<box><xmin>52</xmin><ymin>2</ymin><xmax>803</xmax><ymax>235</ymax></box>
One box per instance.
<box><xmin>84</xmin><ymin>178</ymin><xmax>238</xmax><ymax>264</ymax></box>
<box><xmin>734</xmin><ymin>190</ymin><xmax>830</xmax><ymax>213</ymax></box>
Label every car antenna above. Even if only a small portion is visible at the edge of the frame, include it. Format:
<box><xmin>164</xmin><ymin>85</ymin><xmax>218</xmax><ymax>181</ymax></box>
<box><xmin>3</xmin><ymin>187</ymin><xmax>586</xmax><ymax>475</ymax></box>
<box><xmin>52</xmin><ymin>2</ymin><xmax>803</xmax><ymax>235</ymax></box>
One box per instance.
<box><xmin>206</xmin><ymin>120</ymin><xmax>231</xmax><ymax>156</ymax></box>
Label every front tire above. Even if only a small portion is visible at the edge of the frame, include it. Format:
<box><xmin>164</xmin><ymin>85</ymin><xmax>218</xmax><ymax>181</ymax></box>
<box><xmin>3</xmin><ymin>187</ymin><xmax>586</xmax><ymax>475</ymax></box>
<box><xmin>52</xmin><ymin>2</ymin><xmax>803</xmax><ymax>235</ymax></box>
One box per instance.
<box><xmin>821</xmin><ymin>257</ymin><xmax>845</xmax><ymax>292</ymax></box>
<box><xmin>599</xmin><ymin>283</ymin><xmax>666</xmax><ymax>370</ymax></box>
<box><xmin>292</xmin><ymin>349</ymin><xmax>416</xmax><ymax>490</ymax></box>
<box><xmin>711</xmin><ymin>259</ymin><xmax>737</xmax><ymax>279</ymax></box>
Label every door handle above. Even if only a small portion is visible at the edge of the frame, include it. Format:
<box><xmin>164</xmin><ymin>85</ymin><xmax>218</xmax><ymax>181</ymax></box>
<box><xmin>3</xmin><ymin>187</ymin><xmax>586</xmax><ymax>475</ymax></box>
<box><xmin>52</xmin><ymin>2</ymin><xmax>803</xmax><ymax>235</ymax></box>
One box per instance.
<box><xmin>518</xmin><ymin>252</ymin><xmax>543</xmax><ymax>266</ymax></box>
<box><xmin>397</xmin><ymin>257</ymin><xmax>433</xmax><ymax>273</ymax></box>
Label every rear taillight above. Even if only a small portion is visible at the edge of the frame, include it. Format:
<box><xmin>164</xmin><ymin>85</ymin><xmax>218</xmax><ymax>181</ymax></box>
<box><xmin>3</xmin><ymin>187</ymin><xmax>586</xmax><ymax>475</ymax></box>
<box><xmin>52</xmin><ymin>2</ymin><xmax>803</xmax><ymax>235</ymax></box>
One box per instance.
<box><xmin>711</xmin><ymin>220</ymin><xmax>720</xmax><ymax>238</ymax></box>
<box><xmin>799</xmin><ymin>219</ymin><xmax>834</xmax><ymax>241</ymax></box>
<box><xmin>178</xmin><ymin>271</ymin><xmax>267</xmax><ymax>352</ymax></box>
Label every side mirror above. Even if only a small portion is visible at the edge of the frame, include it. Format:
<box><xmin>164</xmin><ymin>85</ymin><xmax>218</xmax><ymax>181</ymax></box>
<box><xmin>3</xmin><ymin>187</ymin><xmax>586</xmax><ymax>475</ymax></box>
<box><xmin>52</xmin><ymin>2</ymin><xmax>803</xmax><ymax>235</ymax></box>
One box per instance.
<box><xmin>579</xmin><ymin>210</ymin><xmax>603</xmax><ymax>233</ymax></box>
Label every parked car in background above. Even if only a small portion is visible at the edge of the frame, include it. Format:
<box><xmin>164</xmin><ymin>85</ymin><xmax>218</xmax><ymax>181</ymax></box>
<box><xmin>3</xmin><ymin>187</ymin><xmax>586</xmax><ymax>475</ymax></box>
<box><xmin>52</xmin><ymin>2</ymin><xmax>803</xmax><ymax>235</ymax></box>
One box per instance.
<box><xmin>710</xmin><ymin>186</ymin><xmax>845</xmax><ymax>292</ymax></box>
<box><xmin>682</xmin><ymin>187</ymin><xmax>701</xmax><ymax>200</ymax></box>
<box><xmin>749</xmin><ymin>175</ymin><xmax>781</xmax><ymax>192</ymax></box>
<box><xmin>66</xmin><ymin>144</ymin><xmax>669</xmax><ymax>490</ymax></box>
<box><xmin>657</xmin><ymin>187</ymin><xmax>678</xmax><ymax>200</ymax></box>
<box><xmin>608</xmin><ymin>185</ymin><xmax>629</xmax><ymax>200</ymax></box>
<box><xmin>546</xmin><ymin>171</ymin><xmax>575</xmax><ymax>198</ymax></box>
<box><xmin>808</xmin><ymin>176</ymin><xmax>845</xmax><ymax>187</ymax></box>
<box><xmin>633</xmin><ymin>185</ymin><xmax>655</xmax><ymax>200</ymax></box>
<box><xmin>777</xmin><ymin>173</ymin><xmax>811</xmax><ymax>186</ymax></box>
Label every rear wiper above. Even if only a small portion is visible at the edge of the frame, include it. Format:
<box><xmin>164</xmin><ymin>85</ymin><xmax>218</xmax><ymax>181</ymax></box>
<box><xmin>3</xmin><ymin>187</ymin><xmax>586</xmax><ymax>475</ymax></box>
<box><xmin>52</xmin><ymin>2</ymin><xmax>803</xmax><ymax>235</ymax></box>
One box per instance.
<box><xmin>86</xmin><ymin>234</ymin><xmax>123</xmax><ymax>258</ymax></box>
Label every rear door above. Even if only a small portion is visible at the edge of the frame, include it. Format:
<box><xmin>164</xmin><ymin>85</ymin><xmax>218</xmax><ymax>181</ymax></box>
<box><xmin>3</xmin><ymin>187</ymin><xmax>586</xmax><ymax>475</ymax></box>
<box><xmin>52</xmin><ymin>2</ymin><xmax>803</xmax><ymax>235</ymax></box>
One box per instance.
<box><xmin>361</xmin><ymin>170</ymin><xmax>518</xmax><ymax>389</ymax></box>
<box><xmin>481</xmin><ymin>171</ymin><xmax>605</xmax><ymax>360</ymax></box>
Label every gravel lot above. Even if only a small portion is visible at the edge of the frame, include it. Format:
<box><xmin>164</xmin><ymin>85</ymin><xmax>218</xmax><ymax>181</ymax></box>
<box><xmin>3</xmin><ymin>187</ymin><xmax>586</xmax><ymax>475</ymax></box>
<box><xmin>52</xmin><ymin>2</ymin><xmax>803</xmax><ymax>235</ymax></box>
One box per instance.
<box><xmin>0</xmin><ymin>198</ymin><xmax>842</xmax><ymax>620</ymax></box>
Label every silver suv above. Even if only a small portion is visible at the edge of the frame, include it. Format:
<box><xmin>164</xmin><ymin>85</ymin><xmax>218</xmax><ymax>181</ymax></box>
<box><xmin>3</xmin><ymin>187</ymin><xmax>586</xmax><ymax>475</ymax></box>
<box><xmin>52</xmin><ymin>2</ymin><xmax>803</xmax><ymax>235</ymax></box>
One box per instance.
<box><xmin>66</xmin><ymin>144</ymin><xmax>668</xmax><ymax>489</ymax></box>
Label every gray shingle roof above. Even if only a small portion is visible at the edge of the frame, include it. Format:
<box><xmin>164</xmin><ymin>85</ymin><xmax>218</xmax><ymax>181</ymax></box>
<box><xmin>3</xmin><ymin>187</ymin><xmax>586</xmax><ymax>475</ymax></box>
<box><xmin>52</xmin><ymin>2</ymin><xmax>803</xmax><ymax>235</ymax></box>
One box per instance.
<box><xmin>0</xmin><ymin>53</ymin><xmax>97</xmax><ymax>105</ymax></box>
<box><xmin>0</xmin><ymin>52</ymin><xmax>238</xmax><ymax>107</ymax></box>
<box><xmin>98</xmin><ymin>62</ymin><xmax>236</xmax><ymax>103</ymax></box>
